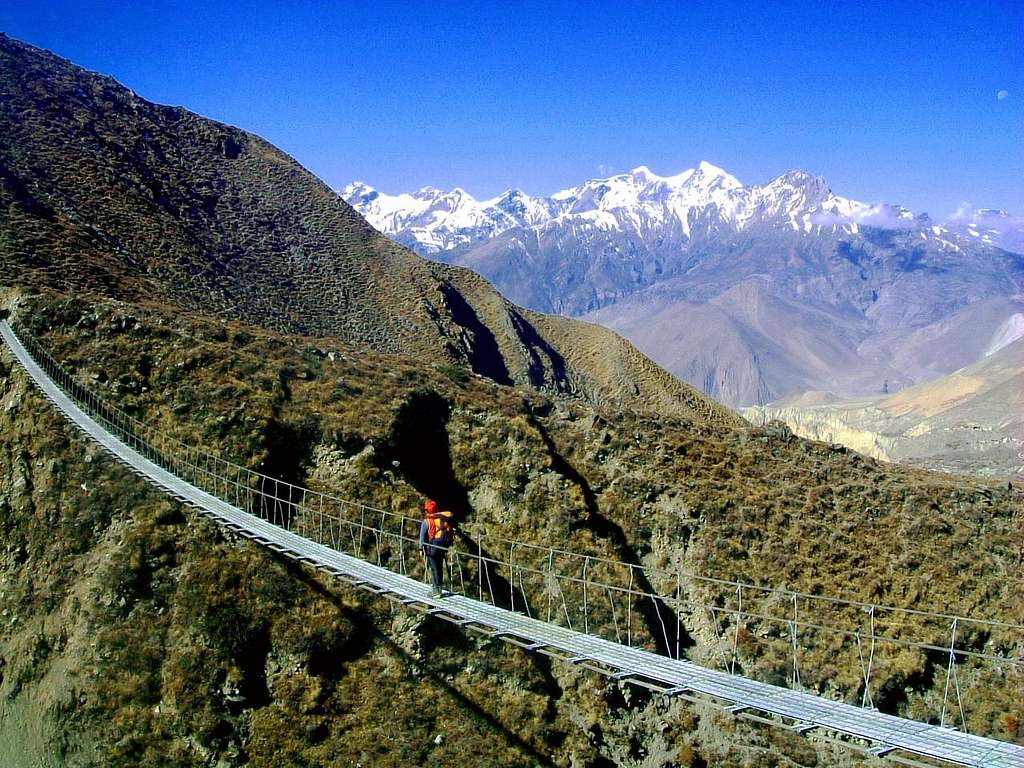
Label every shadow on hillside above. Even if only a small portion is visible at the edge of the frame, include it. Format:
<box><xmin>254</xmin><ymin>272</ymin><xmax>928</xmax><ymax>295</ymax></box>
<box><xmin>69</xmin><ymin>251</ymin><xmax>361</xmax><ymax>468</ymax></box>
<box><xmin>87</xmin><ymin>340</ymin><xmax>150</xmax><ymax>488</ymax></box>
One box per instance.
<box><xmin>382</xmin><ymin>388</ymin><xmax>693</xmax><ymax>652</ymax></box>
<box><xmin>381</xmin><ymin>388</ymin><xmax>527</xmax><ymax>613</ymax></box>
<box><xmin>530</xmin><ymin>417</ymin><xmax>696</xmax><ymax>658</ymax></box>
<box><xmin>507</xmin><ymin>308</ymin><xmax>569</xmax><ymax>391</ymax></box>
<box><xmin>439</xmin><ymin>284</ymin><xmax>513</xmax><ymax>385</ymax></box>
<box><xmin>277</xmin><ymin>556</ymin><xmax>561</xmax><ymax>767</ymax></box>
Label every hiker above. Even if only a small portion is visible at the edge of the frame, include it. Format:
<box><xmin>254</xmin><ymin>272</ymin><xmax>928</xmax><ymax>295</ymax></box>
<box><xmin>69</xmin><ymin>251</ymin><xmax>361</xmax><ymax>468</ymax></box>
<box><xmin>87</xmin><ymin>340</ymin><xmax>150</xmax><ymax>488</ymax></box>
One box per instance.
<box><xmin>419</xmin><ymin>499</ymin><xmax>454</xmax><ymax>597</ymax></box>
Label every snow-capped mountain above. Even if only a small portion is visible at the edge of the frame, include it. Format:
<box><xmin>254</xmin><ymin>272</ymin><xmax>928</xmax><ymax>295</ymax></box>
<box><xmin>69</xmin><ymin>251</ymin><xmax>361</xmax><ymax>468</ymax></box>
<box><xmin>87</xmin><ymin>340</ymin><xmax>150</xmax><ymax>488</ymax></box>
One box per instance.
<box><xmin>341</xmin><ymin>181</ymin><xmax>558</xmax><ymax>253</ymax></box>
<box><xmin>945</xmin><ymin>205</ymin><xmax>1024</xmax><ymax>255</ymax></box>
<box><xmin>343</xmin><ymin>162</ymin><xmax>976</xmax><ymax>255</ymax></box>
<box><xmin>342</xmin><ymin>164</ymin><xmax>1024</xmax><ymax>407</ymax></box>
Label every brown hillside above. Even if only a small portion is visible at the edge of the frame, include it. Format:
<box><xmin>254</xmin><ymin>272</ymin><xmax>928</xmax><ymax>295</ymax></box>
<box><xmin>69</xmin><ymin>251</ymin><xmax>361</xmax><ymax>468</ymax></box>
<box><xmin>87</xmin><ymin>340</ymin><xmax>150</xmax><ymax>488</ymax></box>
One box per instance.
<box><xmin>0</xmin><ymin>33</ymin><xmax>733</xmax><ymax>426</ymax></box>
<box><xmin>1</xmin><ymin>290</ymin><xmax>1022</xmax><ymax>767</ymax></box>
<box><xmin>746</xmin><ymin>335</ymin><xmax>1024</xmax><ymax>479</ymax></box>
<box><xmin>1</xmin><ymin>33</ymin><xmax>1021</xmax><ymax>768</ymax></box>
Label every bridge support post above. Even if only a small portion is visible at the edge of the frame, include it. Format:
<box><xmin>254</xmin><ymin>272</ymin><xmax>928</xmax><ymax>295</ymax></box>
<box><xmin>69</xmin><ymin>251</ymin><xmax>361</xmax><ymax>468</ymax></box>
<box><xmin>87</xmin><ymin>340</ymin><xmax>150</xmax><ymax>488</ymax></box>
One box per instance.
<box><xmin>940</xmin><ymin>617</ymin><xmax>966</xmax><ymax>730</ymax></box>
<box><xmin>583</xmin><ymin>556</ymin><xmax>590</xmax><ymax>635</ymax></box>
<box><xmin>675</xmin><ymin>570</ymin><xmax>681</xmax><ymax>661</ymax></box>
<box><xmin>730</xmin><ymin>584</ymin><xmax>743</xmax><ymax>675</ymax></box>
<box><xmin>791</xmin><ymin>592</ymin><xmax>801</xmax><ymax>690</ymax></box>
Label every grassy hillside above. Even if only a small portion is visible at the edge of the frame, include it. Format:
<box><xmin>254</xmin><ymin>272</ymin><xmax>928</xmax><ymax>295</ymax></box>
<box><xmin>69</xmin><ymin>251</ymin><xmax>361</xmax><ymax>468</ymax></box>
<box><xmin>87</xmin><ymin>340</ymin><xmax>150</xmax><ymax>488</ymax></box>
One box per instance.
<box><xmin>0</xmin><ymin>33</ymin><xmax>730</xmax><ymax>427</ymax></box>
<box><xmin>1</xmin><ymin>30</ymin><xmax>1021</xmax><ymax>768</ymax></box>
<box><xmin>1</xmin><ymin>288</ymin><xmax>1021</xmax><ymax>766</ymax></box>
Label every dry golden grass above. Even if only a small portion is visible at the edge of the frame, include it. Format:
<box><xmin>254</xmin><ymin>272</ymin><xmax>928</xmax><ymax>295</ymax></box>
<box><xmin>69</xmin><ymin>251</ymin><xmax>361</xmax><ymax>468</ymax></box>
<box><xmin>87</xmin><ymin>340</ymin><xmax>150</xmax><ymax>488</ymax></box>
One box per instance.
<box><xmin>1</xmin><ymin>289</ymin><xmax>1020</xmax><ymax>766</ymax></box>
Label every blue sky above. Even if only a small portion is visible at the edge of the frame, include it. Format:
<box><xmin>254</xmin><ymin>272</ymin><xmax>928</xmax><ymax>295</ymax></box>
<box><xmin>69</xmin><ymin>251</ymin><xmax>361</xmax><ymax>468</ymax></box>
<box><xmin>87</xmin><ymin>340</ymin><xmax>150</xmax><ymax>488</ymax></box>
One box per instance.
<box><xmin>2</xmin><ymin>1</ymin><xmax>1021</xmax><ymax>216</ymax></box>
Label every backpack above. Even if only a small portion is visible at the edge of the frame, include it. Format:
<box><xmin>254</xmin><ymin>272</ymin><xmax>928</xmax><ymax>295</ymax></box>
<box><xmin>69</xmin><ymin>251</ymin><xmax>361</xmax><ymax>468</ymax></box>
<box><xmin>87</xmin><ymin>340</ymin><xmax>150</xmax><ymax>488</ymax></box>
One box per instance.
<box><xmin>426</xmin><ymin>510</ymin><xmax>454</xmax><ymax>547</ymax></box>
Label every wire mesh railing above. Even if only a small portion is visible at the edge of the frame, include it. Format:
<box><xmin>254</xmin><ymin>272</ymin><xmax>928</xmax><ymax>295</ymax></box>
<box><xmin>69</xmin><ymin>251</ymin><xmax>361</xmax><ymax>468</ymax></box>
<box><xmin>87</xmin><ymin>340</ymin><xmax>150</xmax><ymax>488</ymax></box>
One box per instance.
<box><xmin>6</xmin><ymin>319</ymin><xmax>1023</xmax><ymax>737</ymax></box>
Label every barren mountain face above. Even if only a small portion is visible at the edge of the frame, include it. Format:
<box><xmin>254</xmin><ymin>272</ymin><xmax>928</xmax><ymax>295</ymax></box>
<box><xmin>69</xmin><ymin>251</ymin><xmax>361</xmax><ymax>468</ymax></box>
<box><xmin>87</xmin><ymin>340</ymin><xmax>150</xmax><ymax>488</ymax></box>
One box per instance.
<box><xmin>746</xmin><ymin>335</ymin><xmax>1024</xmax><ymax>480</ymax></box>
<box><xmin>348</xmin><ymin>167</ymin><xmax>1024</xmax><ymax>408</ymax></box>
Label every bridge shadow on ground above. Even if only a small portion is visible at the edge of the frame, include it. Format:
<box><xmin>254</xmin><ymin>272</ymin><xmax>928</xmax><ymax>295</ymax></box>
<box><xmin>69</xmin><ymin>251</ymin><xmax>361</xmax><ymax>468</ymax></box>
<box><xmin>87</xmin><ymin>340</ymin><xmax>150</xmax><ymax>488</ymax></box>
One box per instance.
<box><xmin>277</xmin><ymin>555</ymin><xmax>563</xmax><ymax>767</ymax></box>
<box><xmin>529</xmin><ymin>417</ymin><xmax>696</xmax><ymax>658</ymax></box>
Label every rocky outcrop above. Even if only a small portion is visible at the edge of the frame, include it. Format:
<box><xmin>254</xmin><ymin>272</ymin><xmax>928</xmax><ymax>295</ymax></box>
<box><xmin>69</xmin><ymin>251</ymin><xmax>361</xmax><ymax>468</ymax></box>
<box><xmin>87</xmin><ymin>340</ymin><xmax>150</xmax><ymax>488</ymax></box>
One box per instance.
<box><xmin>745</xmin><ymin>337</ymin><xmax>1024</xmax><ymax>479</ymax></box>
<box><xmin>744</xmin><ymin>405</ymin><xmax>897</xmax><ymax>462</ymax></box>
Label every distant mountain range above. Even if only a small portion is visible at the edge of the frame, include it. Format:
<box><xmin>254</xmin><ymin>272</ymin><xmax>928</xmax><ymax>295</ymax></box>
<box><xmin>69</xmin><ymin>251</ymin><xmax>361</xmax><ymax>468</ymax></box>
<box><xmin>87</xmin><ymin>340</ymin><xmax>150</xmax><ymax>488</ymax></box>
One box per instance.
<box><xmin>345</xmin><ymin>162</ymin><xmax>931</xmax><ymax>262</ymax></box>
<box><xmin>945</xmin><ymin>205</ymin><xmax>1024</xmax><ymax>255</ymax></box>
<box><xmin>343</xmin><ymin>164</ymin><xmax>1024</xmax><ymax>268</ymax></box>
<box><xmin>344</xmin><ymin>166</ymin><xmax>1024</xmax><ymax>406</ymax></box>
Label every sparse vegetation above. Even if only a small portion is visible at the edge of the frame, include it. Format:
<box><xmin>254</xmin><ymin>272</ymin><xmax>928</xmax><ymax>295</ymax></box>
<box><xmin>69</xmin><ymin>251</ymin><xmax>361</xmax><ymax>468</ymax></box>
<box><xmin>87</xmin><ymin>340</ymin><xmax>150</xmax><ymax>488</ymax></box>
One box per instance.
<box><xmin>0</xmin><ymin>30</ymin><xmax>1021</xmax><ymax>768</ymax></box>
<box><xmin>1</xmin><ymin>289</ymin><xmax>1021</xmax><ymax>766</ymax></box>
<box><xmin>0</xmin><ymin>32</ymin><xmax>732</xmax><ymax>427</ymax></box>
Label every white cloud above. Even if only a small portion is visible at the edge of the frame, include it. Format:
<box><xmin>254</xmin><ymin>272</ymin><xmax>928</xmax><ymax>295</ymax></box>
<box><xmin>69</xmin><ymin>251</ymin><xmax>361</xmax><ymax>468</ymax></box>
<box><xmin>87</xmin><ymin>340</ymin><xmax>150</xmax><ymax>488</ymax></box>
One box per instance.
<box><xmin>946</xmin><ymin>203</ymin><xmax>1021</xmax><ymax>229</ymax></box>
<box><xmin>812</xmin><ymin>204</ymin><xmax>920</xmax><ymax>230</ymax></box>
<box><xmin>949</xmin><ymin>201</ymin><xmax>975</xmax><ymax>221</ymax></box>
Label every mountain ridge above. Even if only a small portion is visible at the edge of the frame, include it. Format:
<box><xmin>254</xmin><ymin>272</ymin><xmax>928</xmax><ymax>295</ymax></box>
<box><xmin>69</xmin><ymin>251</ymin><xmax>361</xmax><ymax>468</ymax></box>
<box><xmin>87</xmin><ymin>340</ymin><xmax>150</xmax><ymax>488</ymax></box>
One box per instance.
<box><xmin>342</xmin><ymin>162</ymin><xmax>1016</xmax><ymax>259</ymax></box>
<box><xmin>0</xmin><ymin>33</ymin><xmax>735</xmax><ymax>426</ymax></box>
<box><xmin>346</xmin><ymin>165</ymin><xmax>1024</xmax><ymax>409</ymax></box>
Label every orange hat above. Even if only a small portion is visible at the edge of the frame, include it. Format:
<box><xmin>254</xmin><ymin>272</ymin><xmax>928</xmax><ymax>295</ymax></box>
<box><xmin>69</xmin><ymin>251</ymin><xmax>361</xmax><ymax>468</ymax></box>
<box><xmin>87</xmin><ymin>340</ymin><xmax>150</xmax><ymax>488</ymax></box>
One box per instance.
<box><xmin>424</xmin><ymin>499</ymin><xmax>438</xmax><ymax>515</ymax></box>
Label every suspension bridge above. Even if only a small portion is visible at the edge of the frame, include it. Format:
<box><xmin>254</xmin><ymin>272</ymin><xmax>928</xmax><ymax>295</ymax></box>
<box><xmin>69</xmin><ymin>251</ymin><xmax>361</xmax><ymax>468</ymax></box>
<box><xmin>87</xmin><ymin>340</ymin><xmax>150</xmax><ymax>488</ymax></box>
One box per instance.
<box><xmin>2</xmin><ymin>319</ymin><xmax>1022</xmax><ymax>768</ymax></box>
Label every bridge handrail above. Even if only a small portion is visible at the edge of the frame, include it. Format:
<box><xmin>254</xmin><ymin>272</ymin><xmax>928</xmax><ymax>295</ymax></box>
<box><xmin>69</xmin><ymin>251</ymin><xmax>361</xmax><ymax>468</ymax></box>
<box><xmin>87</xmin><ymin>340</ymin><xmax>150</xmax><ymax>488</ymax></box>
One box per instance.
<box><xmin>10</xmin><ymin>319</ymin><xmax>1024</xmax><ymax>669</ymax></box>
<box><xmin>162</xmin><ymin>477</ymin><xmax>1020</xmax><ymax>664</ymax></box>
<box><xmin>10</xmin><ymin>318</ymin><xmax>1024</xmax><ymax>761</ymax></box>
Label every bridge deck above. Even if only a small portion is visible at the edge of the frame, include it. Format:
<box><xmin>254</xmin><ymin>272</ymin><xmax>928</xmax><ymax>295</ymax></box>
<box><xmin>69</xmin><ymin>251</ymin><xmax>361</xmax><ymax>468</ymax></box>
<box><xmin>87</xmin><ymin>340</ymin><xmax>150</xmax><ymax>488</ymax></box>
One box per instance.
<box><xmin>3</xmin><ymin>320</ymin><xmax>1021</xmax><ymax>768</ymax></box>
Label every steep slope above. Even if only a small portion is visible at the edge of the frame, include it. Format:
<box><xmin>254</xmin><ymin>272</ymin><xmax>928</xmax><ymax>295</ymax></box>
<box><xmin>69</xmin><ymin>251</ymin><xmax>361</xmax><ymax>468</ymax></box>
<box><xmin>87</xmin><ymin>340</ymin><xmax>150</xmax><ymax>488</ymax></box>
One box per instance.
<box><xmin>348</xmin><ymin>168</ymin><xmax>1024</xmax><ymax>407</ymax></box>
<box><xmin>0</xmin><ymin>34</ymin><xmax>732</xmax><ymax>425</ymax></box>
<box><xmin>2</xmin><ymin>290</ymin><xmax>1022</xmax><ymax>766</ymax></box>
<box><xmin>746</xmin><ymin>336</ymin><xmax>1024</xmax><ymax>479</ymax></box>
<box><xmin>590</xmin><ymin>284</ymin><xmax>1024</xmax><ymax>407</ymax></box>
<box><xmin>586</xmin><ymin>279</ymin><xmax>878</xmax><ymax>405</ymax></box>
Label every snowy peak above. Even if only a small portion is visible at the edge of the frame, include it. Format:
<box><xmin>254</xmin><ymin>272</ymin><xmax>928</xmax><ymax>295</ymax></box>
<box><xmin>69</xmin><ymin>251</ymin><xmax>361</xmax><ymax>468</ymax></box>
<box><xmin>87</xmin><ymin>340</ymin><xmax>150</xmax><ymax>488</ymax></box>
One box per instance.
<box><xmin>341</xmin><ymin>163</ymin><xmax>1017</xmax><ymax>255</ymax></box>
<box><xmin>619</xmin><ymin>160</ymin><xmax>742</xmax><ymax>192</ymax></box>
<box><xmin>769</xmin><ymin>169</ymin><xmax>830</xmax><ymax>199</ymax></box>
<box><xmin>339</xmin><ymin>180</ymin><xmax>562</xmax><ymax>252</ymax></box>
<box><xmin>748</xmin><ymin>169</ymin><xmax>835</xmax><ymax>230</ymax></box>
<box><xmin>487</xmin><ymin>188</ymin><xmax>560</xmax><ymax>227</ymax></box>
<box><xmin>698</xmin><ymin>159</ymin><xmax>726</xmax><ymax>174</ymax></box>
<box><xmin>629</xmin><ymin>165</ymin><xmax>656</xmax><ymax>181</ymax></box>
<box><xmin>341</xmin><ymin>180</ymin><xmax>378</xmax><ymax>205</ymax></box>
<box><xmin>690</xmin><ymin>160</ymin><xmax>744</xmax><ymax>191</ymax></box>
<box><xmin>531</xmin><ymin>161</ymin><xmax>754</xmax><ymax>238</ymax></box>
<box><xmin>946</xmin><ymin>204</ymin><xmax>1024</xmax><ymax>253</ymax></box>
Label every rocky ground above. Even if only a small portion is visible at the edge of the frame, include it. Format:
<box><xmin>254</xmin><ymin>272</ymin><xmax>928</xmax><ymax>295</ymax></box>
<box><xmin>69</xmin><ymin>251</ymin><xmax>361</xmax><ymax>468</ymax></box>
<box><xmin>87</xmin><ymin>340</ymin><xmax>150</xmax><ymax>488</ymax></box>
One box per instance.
<box><xmin>746</xmin><ymin>336</ymin><xmax>1024</xmax><ymax>481</ymax></box>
